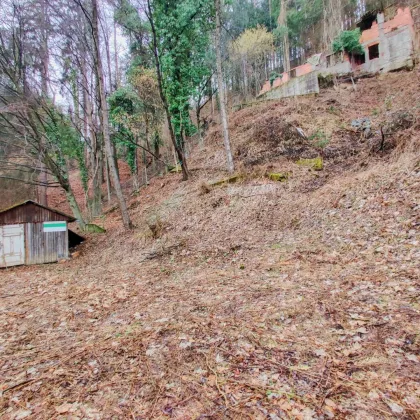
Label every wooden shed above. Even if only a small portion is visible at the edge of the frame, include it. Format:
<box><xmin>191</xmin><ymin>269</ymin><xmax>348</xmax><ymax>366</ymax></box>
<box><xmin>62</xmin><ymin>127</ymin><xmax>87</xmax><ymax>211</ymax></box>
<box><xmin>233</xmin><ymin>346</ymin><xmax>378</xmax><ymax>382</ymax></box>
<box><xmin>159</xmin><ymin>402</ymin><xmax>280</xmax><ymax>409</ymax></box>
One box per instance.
<box><xmin>0</xmin><ymin>200</ymin><xmax>77</xmax><ymax>268</ymax></box>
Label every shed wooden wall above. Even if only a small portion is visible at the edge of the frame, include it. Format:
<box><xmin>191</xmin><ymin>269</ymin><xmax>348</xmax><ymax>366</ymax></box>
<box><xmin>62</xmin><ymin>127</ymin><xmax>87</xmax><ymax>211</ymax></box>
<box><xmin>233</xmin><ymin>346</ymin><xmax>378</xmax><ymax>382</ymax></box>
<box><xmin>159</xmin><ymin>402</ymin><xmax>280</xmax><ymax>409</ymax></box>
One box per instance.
<box><xmin>25</xmin><ymin>223</ymin><xmax>69</xmax><ymax>265</ymax></box>
<box><xmin>0</xmin><ymin>203</ymin><xmax>71</xmax><ymax>225</ymax></box>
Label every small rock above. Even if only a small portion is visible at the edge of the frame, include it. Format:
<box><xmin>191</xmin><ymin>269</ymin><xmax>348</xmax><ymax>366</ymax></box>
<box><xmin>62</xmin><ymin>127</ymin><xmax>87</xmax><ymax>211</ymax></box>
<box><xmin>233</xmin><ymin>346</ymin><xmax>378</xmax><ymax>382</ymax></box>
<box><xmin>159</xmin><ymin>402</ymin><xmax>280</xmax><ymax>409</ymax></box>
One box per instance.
<box><xmin>55</xmin><ymin>403</ymin><xmax>73</xmax><ymax>414</ymax></box>
<box><xmin>325</xmin><ymin>399</ymin><xmax>337</xmax><ymax>409</ymax></box>
<box><xmin>314</xmin><ymin>348</ymin><xmax>327</xmax><ymax>357</ymax></box>
<box><xmin>13</xmin><ymin>410</ymin><xmax>32</xmax><ymax>420</ymax></box>
<box><xmin>406</xmin><ymin>354</ymin><xmax>418</xmax><ymax>362</ymax></box>
<box><xmin>179</xmin><ymin>341</ymin><xmax>192</xmax><ymax>349</ymax></box>
<box><xmin>368</xmin><ymin>389</ymin><xmax>380</xmax><ymax>401</ymax></box>
<box><xmin>323</xmin><ymin>407</ymin><xmax>335</xmax><ymax>419</ymax></box>
<box><xmin>387</xmin><ymin>402</ymin><xmax>404</xmax><ymax>414</ymax></box>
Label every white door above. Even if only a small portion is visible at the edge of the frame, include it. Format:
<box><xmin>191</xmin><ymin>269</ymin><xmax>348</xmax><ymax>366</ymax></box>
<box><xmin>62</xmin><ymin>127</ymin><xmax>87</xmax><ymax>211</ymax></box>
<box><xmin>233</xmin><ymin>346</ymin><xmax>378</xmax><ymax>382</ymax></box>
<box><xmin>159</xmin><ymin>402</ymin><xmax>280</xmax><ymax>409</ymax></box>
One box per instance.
<box><xmin>0</xmin><ymin>224</ymin><xmax>25</xmax><ymax>268</ymax></box>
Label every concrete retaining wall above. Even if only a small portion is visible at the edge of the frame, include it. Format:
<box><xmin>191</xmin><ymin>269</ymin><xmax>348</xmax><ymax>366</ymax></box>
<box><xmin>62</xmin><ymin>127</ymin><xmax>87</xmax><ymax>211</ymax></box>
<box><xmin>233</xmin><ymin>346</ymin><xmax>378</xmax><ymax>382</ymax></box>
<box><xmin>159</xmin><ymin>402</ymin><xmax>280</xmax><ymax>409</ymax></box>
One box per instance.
<box><xmin>261</xmin><ymin>71</ymin><xmax>319</xmax><ymax>100</ymax></box>
<box><xmin>381</xmin><ymin>25</ymin><xmax>414</xmax><ymax>71</ymax></box>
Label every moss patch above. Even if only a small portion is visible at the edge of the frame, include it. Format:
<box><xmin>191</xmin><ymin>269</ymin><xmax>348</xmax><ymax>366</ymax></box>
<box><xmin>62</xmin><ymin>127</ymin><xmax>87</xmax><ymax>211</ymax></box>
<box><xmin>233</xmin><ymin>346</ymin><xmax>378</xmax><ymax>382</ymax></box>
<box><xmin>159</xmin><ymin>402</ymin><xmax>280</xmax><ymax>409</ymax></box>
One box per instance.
<box><xmin>267</xmin><ymin>172</ymin><xmax>289</xmax><ymax>182</ymax></box>
<box><xmin>84</xmin><ymin>224</ymin><xmax>106</xmax><ymax>233</ymax></box>
<box><xmin>297</xmin><ymin>157</ymin><xmax>323</xmax><ymax>171</ymax></box>
<box><xmin>209</xmin><ymin>175</ymin><xmax>243</xmax><ymax>187</ymax></box>
<box><xmin>167</xmin><ymin>164</ymin><xmax>182</xmax><ymax>173</ymax></box>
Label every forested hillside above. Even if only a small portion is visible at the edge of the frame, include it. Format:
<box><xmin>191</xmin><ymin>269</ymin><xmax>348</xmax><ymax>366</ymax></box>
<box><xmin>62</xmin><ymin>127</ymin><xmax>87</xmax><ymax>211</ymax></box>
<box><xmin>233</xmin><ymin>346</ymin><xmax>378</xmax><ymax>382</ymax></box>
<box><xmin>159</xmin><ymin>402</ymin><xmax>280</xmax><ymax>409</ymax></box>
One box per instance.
<box><xmin>0</xmin><ymin>0</ymin><xmax>419</xmax><ymax>418</ymax></box>
<box><xmin>1</xmin><ymin>0</ymin><xmax>417</xmax><ymax>222</ymax></box>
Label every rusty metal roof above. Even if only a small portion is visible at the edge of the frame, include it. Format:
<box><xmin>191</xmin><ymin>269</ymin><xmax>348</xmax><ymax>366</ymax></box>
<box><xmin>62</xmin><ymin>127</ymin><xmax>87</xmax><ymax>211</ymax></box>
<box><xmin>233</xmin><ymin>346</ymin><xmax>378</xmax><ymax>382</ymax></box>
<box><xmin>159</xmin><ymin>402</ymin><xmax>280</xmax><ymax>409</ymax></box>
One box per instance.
<box><xmin>0</xmin><ymin>200</ymin><xmax>76</xmax><ymax>222</ymax></box>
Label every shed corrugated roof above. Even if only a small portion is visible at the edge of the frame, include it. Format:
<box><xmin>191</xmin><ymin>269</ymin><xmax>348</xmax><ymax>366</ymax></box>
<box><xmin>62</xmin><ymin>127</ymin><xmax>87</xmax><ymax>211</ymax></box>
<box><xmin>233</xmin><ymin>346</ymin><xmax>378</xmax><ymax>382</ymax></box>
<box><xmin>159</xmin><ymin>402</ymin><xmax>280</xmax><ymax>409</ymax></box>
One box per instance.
<box><xmin>0</xmin><ymin>200</ymin><xmax>76</xmax><ymax>222</ymax></box>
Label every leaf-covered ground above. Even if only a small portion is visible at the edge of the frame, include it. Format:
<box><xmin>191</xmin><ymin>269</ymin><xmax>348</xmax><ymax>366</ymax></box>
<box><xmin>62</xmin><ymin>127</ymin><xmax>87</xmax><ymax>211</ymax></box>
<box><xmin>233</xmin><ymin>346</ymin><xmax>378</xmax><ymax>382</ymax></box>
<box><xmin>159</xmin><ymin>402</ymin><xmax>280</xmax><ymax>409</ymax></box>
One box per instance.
<box><xmin>1</xmin><ymin>72</ymin><xmax>419</xmax><ymax>419</ymax></box>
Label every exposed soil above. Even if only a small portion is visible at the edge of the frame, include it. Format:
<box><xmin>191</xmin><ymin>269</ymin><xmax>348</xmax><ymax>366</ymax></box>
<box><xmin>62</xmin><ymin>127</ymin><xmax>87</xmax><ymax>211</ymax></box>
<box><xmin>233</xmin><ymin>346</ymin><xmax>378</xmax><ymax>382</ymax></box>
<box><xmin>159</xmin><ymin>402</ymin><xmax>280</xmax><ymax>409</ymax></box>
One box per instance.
<box><xmin>1</xmin><ymin>71</ymin><xmax>419</xmax><ymax>419</ymax></box>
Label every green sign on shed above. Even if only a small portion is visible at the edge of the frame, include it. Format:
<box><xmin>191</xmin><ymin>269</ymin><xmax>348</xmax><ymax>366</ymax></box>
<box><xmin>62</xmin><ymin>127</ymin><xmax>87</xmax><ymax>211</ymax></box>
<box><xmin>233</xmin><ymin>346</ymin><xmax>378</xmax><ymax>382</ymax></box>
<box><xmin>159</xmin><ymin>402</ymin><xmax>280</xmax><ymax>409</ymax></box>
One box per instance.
<box><xmin>43</xmin><ymin>222</ymin><xmax>67</xmax><ymax>232</ymax></box>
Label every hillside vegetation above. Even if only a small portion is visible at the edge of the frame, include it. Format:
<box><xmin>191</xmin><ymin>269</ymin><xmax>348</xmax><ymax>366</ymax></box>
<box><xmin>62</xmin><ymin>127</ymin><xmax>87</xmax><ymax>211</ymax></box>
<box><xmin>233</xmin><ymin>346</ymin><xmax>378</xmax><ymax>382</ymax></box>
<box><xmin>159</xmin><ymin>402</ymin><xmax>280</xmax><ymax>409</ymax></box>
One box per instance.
<box><xmin>1</xmin><ymin>71</ymin><xmax>419</xmax><ymax>419</ymax></box>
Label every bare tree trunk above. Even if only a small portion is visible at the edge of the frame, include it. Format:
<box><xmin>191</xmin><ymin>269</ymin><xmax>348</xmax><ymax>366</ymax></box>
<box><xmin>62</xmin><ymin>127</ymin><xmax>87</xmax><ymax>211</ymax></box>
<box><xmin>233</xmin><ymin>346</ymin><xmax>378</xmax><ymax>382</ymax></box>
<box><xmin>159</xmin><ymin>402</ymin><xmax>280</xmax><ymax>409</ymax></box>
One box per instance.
<box><xmin>153</xmin><ymin>134</ymin><xmax>160</xmax><ymax>173</ymax></box>
<box><xmin>113</xmin><ymin>20</ymin><xmax>120</xmax><ymax>89</ymax></box>
<box><xmin>81</xmin><ymin>56</ymin><xmax>102</xmax><ymax>217</ymax></box>
<box><xmin>242</xmin><ymin>57</ymin><xmax>248</xmax><ymax>98</ymax></box>
<box><xmin>104</xmin><ymin>22</ymin><xmax>113</xmax><ymax>93</ymax></box>
<box><xmin>71</xmin><ymin>72</ymin><xmax>81</xmax><ymax>132</ymax></box>
<box><xmin>278</xmin><ymin>0</ymin><xmax>290</xmax><ymax>73</ymax></box>
<box><xmin>323</xmin><ymin>0</ymin><xmax>342</xmax><ymax>52</ymax></box>
<box><xmin>38</xmin><ymin>164</ymin><xmax>48</xmax><ymax>205</ymax></box>
<box><xmin>92</xmin><ymin>144</ymin><xmax>103</xmax><ymax>217</ymax></box>
<box><xmin>264</xmin><ymin>55</ymin><xmax>268</xmax><ymax>81</ymax></box>
<box><xmin>112</xmin><ymin>140</ymin><xmax>120</xmax><ymax>183</ymax></box>
<box><xmin>133</xmin><ymin>148</ymin><xmax>139</xmax><ymax>191</ymax></box>
<box><xmin>105</xmin><ymin>160</ymin><xmax>111</xmax><ymax>203</ymax></box>
<box><xmin>196</xmin><ymin>101</ymin><xmax>203</xmax><ymax>147</ymax></box>
<box><xmin>65</xmin><ymin>186</ymin><xmax>86</xmax><ymax>231</ymax></box>
<box><xmin>145</xmin><ymin>115</ymin><xmax>151</xmax><ymax>155</ymax></box>
<box><xmin>81</xmin><ymin>64</ymin><xmax>90</xmax><ymax>212</ymax></box>
<box><xmin>38</xmin><ymin>0</ymin><xmax>49</xmax><ymax>206</ymax></box>
<box><xmin>211</xmin><ymin>78</ymin><xmax>215</xmax><ymax>114</ymax></box>
<box><xmin>255</xmin><ymin>67</ymin><xmax>259</xmax><ymax>97</ymax></box>
<box><xmin>92</xmin><ymin>0</ymin><xmax>132</xmax><ymax>229</ymax></box>
<box><xmin>215</xmin><ymin>0</ymin><xmax>234</xmax><ymax>173</ymax></box>
<box><xmin>172</xmin><ymin>146</ymin><xmax>177</xmax><ymax>169</ymax></box>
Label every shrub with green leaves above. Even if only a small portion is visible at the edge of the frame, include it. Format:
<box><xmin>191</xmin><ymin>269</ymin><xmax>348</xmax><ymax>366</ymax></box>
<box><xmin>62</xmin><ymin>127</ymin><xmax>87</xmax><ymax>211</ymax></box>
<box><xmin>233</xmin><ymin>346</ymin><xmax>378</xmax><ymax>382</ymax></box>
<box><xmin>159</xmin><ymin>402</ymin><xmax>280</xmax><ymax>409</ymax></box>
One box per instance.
<box><xmin>310</xmin><ymin>130</ymin><xmax>330</xmax><ymax>149</ymax></box>
<box><xmin>269</xmin><ymin>72</ymin><xmax>282</xmax><ymax>87</ymax></box>
<box><xmin>332</xmin><ymin>29</ymin><xmax>364</xmax><ymax>56</ymax></box>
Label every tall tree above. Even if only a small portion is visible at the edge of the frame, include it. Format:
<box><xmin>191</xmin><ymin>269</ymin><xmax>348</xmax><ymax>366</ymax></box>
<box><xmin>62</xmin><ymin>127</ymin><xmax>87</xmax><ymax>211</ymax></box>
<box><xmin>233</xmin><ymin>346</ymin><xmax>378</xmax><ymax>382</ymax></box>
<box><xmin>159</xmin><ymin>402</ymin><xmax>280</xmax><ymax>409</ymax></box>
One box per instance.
<box><xmin>146</xmin><ymin>0</ymin><xmax>214</xmax><ymax>181</ymax></box>
<box><xmin>323</xmin><ymin>0</ymin><xmax>342</xmax><ymax>51</ymax></box>
<box><xmin>38</xmin><ymin>0</ymin><xmax>50</xmax><ymax>205</ymax></box>
<box><xmin>230</xmin><ymin>26</ymin><xmax>274</xmax><ymax>98</ymax></box>
<box><xmin>54</xmin><ymin>0</ymin><xmax>104</xmax><ymax>218</ymax></box>
<box><xmin>145</xmin><ymin>0</ymin><xmax>189</xmax><ymax>180</ymax></box>
<box><xmin>277</xmin><ymin>0</ymin><xmax>290</xmax><ymax>73</ymax></box>
<box><xmin>90</xmin><ymin>0</ymin><xmax>132</xmax><ymax>229</ymax></box>
<box><xmin>215</xmin><ymin>0</ymin><xmax>234</xmax><ymax>173</ymax></box>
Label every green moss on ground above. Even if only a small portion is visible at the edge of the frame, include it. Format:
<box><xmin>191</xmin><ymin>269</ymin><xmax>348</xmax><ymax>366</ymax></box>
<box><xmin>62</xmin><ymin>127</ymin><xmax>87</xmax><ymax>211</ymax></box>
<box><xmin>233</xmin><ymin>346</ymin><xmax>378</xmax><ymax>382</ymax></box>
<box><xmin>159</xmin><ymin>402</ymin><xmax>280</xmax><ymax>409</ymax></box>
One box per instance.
<box><xmin>209</xmin><ymin>175</ymin><xmax>243</xmax><ymax>187</ymax></box>
<box><xmin>84</xmin><ymin>224</ymin><xmax>106</xmax><ymax>233</ymax></box>
<box><xmin>297</xmin><ymin>157</ymin><xmax>323</xmax><ymax>171</ymax></box>
<box><xmin>267</xmin><ymin>172</ymin><xmax>289</xmax><ymax>182</ymax></box>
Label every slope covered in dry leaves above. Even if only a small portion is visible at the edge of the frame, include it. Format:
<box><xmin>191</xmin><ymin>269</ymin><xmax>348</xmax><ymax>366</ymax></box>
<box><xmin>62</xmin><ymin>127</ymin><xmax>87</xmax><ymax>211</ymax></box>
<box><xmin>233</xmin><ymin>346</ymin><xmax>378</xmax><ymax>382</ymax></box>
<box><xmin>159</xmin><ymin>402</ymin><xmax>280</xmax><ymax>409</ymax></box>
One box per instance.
<box><xmin>0</xmin><ymin>71</ymin><xmax>419</xmax><ymax>419</ymax></box>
